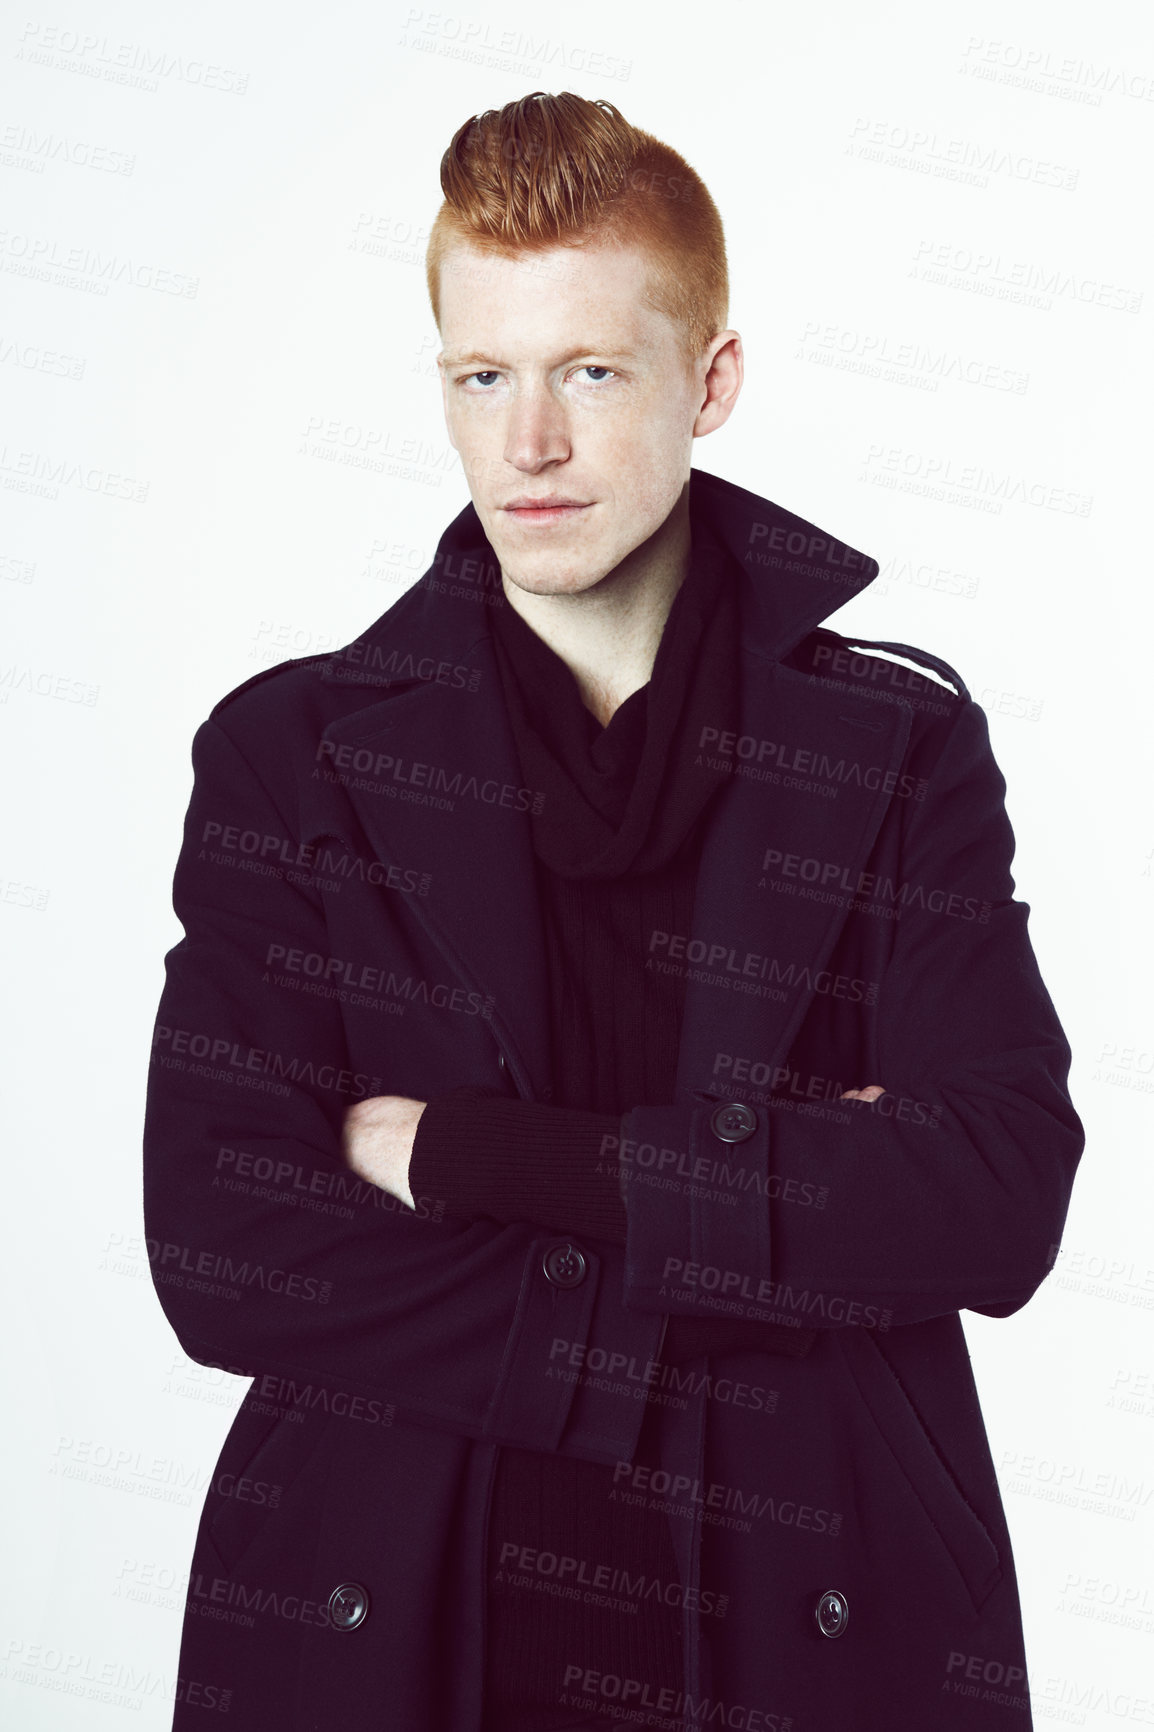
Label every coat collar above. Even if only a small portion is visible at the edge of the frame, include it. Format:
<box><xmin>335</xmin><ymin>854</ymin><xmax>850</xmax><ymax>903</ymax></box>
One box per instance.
<box><xmin>304</xmin><ymin>468</ymin><xmax>909</xmax><ymax>1103</ymax></box>
<box><xmin>338</xmin><ymin>465</ymin><xmax>881</xmax><ymax>680</ymax></box>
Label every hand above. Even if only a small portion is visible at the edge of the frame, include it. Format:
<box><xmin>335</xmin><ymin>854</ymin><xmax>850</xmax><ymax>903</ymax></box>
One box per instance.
<box><xmin>839</xmin><ymin>1084</ymin><xmax>886</xmax><ymax>1102</ymax></box>
<box><xmin>341</xmin><ymin>1094</ymin><xmax>427</xmax><ymax>1209</ymax></box>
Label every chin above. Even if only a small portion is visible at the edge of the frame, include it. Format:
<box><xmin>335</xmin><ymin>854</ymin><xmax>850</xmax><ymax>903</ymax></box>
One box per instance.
<box><xmin>503</xmin><ymin>568</ymin><xmax>600</xmax><ymax>598</ymax></box>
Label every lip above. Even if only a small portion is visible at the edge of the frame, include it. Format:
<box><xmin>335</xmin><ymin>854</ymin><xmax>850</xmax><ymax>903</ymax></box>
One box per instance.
<box><xmin>502</xmin><ymin>498</ymin><xmax>592</xmax><ymax>523</ymax></box>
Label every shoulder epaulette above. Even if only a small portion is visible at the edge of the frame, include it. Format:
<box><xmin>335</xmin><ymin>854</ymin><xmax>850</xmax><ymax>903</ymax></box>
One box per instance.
<box><xmin>209</xmin><ymin>651</ymin><xmax>333</xmax><ymax>720</ymax></box>
<box><xmin>836</xmin><ymin>636</ymin><xmax>970</xmax><ymax>701</ymax></box>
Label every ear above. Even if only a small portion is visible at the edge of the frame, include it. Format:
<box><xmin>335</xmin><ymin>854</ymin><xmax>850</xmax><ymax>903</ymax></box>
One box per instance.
<box><xmin>693</xmin><ymin>330</ymin><xmax>743</xmax><ymax>441</ymax></box>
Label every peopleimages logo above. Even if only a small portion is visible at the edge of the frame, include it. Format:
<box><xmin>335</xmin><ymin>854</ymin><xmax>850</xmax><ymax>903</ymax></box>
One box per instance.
<box><xmin>759</xmin><ymin>848</ymin><xmax>991</xmax><ymax>924</ymax></box>
<box><xmin>263</xmin><ymin>944</ymin><xmax>493</xmax><ymax>1016</ymax></box>
<box><xmin>249</xmin><ymin>1373</ymin><xmax>394</xmax><ymax>1426</ymax></box>
<box><xmin>200</xmin><ymin>819</ymin><xmax>429</xmax><ymax>895</ymax></box>
<box><xmin>746</xmin><ymin>517</ymin><xmax>869</xmax><ymax>575</ymax></box>
<box><xmin>314</xmin><ymin>738</ymin><xmax>543</xmax><ymax>813</ymax></box>
<box><xmin>145</xmin><ymin>1240</ymin><xmax>332</xmax><ymax>1305</ymax></box>
<box><xmin>697</xmin><ymin>726</ymin><xmax>927</xmax><ymax>800</ymax></box>
<box><xmin>650</xmin><ymin>929</ymin><xmax>879</xmax><ymax>1004</ymax></box>
<box><xmin>151</xmin><ymin>1021</ymin><xmax>391</xmax><ymax>1096</ymax></box>
<box><xmin>548</xmin><ymin>1334</ymin><xmax>780</xmax><ymax>1414</ymax></box>
<box><xmin>598</xmin><ymin>1130</ymin><xmax>830</xmax><ymax>1210</ymax></box>
<box><xmin>660</xmin><ymin>1258</ymin><xmax>892</xmax><ymax>1331</ymax></box>
<box><xmin>558</xmin><ymin>1664</ymin><xmax>795</xmax><ymax>1729</ymax></box>
<box><xmin>496</xmin><ymin>1543</ymin><xmax>729</xmax><ymax>1617</ymax></box>
<box><xmin>321</xmin><ymin>639</ymin><xmax>479</xmax><ymax>692</ymax></box>
<box><xmin>612</xmin><ymin>1463</ymin><xmax>842</xmax><ymax>1537</ymax></box>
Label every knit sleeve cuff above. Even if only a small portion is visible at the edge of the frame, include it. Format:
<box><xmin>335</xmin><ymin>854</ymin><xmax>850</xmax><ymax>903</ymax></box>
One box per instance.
<box><xmin>409</xmin><ymin>1086</ymin><xmax>626</xmax><ymax>1244</ymax></box>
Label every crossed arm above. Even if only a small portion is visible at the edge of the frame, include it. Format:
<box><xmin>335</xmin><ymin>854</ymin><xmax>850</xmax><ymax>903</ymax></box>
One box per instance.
<box><xmin>144</xmin><ymin>691</ymin><xmax>1082</xmax><ymax>1469</ymax></box>
<box><xmin>341</xmin><ymin>1085</ymin><xmax>889</xmax><ymax>1216</ymax></box>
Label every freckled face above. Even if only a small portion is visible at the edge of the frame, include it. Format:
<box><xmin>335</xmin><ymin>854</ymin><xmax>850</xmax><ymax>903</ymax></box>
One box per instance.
<box><xmin>435</xmin><ymin>237</ymin><xmax>702</xmax><ymax>597</ymax></box>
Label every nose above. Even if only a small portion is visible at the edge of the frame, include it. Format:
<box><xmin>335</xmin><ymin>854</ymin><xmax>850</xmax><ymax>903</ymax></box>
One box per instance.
<box><xmin>503</xmin><ymin>385</ymin><xmax>571</xmax><ymax>472</ymax></box>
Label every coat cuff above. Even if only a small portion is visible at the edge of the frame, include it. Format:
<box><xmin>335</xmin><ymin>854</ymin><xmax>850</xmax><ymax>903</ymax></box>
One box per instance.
<box><xmin>614</xmin><ymin>1098</ymin><xmax>778</xmax><ymax>1322</ymax></box>
<box><xmin>417</xmin><ymin>1091</ymin><xmax>814</xmax><ymax>1361</ymax></box>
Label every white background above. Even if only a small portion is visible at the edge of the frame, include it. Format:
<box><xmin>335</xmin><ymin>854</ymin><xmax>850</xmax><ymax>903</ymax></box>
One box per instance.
<box><xmin>2</xmin><ymin>0</ymin><xmax>1152</xmax><ymax>1722</ymax></box>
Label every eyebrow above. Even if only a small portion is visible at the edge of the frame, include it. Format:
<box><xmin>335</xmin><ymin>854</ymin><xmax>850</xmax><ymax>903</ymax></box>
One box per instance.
<box><xmin>441</xmin><ymin>346</ymin><xmax>639</xmax><ymax>368</ymax></box>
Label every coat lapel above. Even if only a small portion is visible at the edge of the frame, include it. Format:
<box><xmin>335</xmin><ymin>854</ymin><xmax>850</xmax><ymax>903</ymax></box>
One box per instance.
<box><xmin>302</xmin><ymin>468</ymin><xmax>911</xmax><ymax>1107</ymax></box>
<box><xmin>307</xmin><ymin>622</ymin><xmax>556</xmax><ymax>1101</ymax></box>
<box><xmin>672</xmin><ymin>645</ymin><xmax>912</xmax><ymax>1099</ymax></box>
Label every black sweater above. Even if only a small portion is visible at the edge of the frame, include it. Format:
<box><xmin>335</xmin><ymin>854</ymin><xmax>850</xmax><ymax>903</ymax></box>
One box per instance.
<box><xmin>409</xmin><ymin>511</ymin><xmax>814</xmax><ymax>1726</ymax></box>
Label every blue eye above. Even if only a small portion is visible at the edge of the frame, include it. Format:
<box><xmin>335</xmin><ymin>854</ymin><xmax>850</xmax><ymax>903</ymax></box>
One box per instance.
<box><xmin>457</xmin><ymin>365</ymin><xmax>616</xmax><ymax>389</ymax></box>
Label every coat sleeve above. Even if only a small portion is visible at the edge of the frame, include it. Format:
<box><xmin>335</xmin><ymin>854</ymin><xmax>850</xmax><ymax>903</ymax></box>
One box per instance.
<box><xmin>142</xmin><ymin>713</ymin><xmax>664</xmax><ymax>1462</ymax></box>
<box><xmin>408</xmin><ymin>1091</ymin><xmax>817</xmax><ymax>1358</ymax></box>
<box><xmin>616</xmin><ymin>693</ymin><xmax>1085</xmax><ymax>1330</ymax></box>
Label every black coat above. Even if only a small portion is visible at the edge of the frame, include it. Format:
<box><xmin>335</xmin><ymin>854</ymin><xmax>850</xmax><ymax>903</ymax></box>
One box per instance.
<box><xmin>143</xmin><ymin>466</ymin><xmax>1083</xmax><ymax>1729</ymax></box>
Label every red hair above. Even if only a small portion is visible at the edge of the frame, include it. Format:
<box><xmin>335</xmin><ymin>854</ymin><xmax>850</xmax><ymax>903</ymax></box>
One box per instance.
<box><xmin>426</xmin><ymin>91</ymin><xmax>729</xmax><ymax>363</ymax></box>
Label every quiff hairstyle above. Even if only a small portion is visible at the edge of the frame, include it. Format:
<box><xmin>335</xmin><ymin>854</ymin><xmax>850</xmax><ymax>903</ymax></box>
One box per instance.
<box><xmin>426</xmin><ymin>90</ymin><xmax>729</xmax><ymax>365</ymax></box>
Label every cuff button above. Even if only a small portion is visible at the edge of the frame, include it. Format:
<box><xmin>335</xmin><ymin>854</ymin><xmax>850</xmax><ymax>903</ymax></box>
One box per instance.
<box><xmin>814</xmin><ymin>1588</ymin><xmax>849</xmax><ymax>1638</ymax></box>
<box><xmin>710</xmin><ymin>1100</ymin><xmax>758</xmax><ymax>1143</ymax></box>
<box><xmin>542</xmin><ymin>1241</ymin><xmax>587</xmax><ymax>1288</ymax></box>
<box><xmin>328</xmin><ymin>1582</ymin><xmax>370</xmax><ymax>1631</ymax></box>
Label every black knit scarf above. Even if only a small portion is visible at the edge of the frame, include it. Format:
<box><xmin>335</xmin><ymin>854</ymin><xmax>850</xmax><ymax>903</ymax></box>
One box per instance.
<box><xmin>485</xmin><ymin>512</ymin><xmax>740</xmax><ymax>878</ymax></box>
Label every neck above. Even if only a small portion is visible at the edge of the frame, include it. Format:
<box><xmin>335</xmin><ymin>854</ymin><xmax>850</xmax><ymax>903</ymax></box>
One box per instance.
<box><xmin>499</xmin><ymin>487</ymin><xmax>691</xmax><ymax>728</ymax></box>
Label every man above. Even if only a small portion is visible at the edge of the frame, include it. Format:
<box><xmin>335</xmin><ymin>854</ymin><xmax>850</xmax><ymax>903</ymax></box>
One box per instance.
<box><xmin>144</xmin><ymin>92</ymin><xmax>1083</xmax><ymax>1730</ymax></box>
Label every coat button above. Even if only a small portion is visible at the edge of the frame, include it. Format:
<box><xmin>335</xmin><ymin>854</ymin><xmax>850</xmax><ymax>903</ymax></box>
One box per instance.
<box><xmin>710</xmin><ymin>1101</ymin><xmax>758</xmax><ymax>1143</ymax></box>
<box><xmin>542</xmin><ymin>1241</ymin><xmax>587</xmax><ymax>1288</ymax></box>
<box><xmin>814</xmin><ymin>1588</ymin><xmax>849</xmax><ymax>1638</ymax></box>
<box><xmin>328</xmin><ymin>1581</ymin><xmax>370</xmax><ymax>1631</ymax></box>
<box><xmin>497</xmin><ymin>1053</ymin><xmax>507</xmax><ymax>1070</ymax></box>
